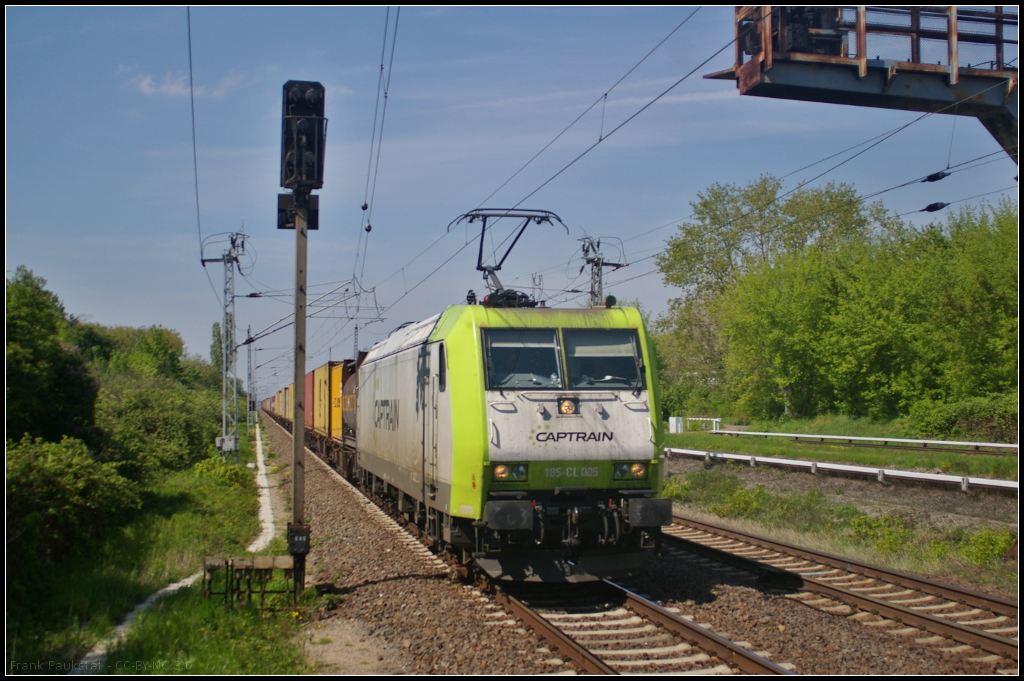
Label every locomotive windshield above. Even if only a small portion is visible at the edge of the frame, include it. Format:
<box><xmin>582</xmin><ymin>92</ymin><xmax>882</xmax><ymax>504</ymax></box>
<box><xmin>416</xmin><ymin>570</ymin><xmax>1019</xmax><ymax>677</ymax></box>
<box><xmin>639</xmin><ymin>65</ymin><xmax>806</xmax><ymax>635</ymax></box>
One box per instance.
<box><xmin>484</xmin><ymin>329</ymin><xmax>563</xmax><ymax>389</ymax></box>
<box><xmin>565</xmin><ymin>329</ymin><xmax>644</xmax><ymax>389</ymax></box>
<box><xmin>483</xmin><ymin>327</ymin><xmax>645</xmax><ymax>390</ymax></box>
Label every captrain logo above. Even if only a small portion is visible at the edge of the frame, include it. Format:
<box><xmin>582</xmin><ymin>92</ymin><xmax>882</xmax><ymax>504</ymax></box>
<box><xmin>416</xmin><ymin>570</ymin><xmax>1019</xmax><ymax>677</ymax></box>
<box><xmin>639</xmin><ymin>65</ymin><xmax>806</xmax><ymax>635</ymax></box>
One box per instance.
<box><xmin>374</xmin><ymin>399</ymin><xmax>399</xmax><ymax>431</ymax></box>
<box><xmin>530</xmin><ymin>424</ymin><xmax>613</xmax><ymax>447</ymax></box>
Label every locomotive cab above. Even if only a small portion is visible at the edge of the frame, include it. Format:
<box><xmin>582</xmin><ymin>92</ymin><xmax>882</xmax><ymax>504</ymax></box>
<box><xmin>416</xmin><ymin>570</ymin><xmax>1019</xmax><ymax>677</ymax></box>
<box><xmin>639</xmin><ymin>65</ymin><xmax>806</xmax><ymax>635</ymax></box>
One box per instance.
<box><xmin>475</xmin><ymin>319</ymin><xmax>671</xmax><ymax>581</ymax></box>
<box><xmin>355</xmin><ymin>303</ymin><xmax>670</xmax><ymax>582</ymax></box>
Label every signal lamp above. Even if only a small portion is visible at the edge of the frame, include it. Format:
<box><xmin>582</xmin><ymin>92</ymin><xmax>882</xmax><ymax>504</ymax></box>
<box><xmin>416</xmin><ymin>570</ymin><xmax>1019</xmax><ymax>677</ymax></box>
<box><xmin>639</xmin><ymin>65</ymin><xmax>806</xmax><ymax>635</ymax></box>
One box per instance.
<box><xmin>494</xmin><ymin>464</ymin><xmax>510</xmax><ymax>480</ymax></box>
<box><xmin>281</xmin><ymin>80</ymin><xmax>326</xmax><ymax>190</ymax></box>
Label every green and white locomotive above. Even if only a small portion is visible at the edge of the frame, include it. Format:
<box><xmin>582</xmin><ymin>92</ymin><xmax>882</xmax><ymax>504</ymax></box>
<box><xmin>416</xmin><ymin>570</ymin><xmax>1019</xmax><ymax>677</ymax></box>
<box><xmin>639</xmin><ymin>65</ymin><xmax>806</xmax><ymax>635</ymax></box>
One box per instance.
<box><xmin>355</xmin><ymin>301</ymin><xmax>672</xmax><ymax>582</ymax></box>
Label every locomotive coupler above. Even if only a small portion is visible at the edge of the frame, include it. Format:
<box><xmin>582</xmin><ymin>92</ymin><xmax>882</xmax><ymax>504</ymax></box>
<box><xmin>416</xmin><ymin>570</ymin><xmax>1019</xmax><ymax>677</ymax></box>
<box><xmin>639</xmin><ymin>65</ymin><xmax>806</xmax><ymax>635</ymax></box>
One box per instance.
<box><xmin>561</xmin><ymin>506</ymin><xmax>582</xmax><ymax>549</ymax></box>
<box><xmin>533</xmin><ymin>504</ymin><xmax>546</xmax><ymax>546</ymax></box>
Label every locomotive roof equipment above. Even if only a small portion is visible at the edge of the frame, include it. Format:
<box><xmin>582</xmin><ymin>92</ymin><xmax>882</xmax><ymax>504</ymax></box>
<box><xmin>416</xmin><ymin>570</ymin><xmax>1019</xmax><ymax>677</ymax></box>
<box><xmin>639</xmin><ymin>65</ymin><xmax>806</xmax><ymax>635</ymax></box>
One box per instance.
<box><xmin>448</xmin><ymin>209</ymin><xmax>568</xmax><ymax>308</ymax></box>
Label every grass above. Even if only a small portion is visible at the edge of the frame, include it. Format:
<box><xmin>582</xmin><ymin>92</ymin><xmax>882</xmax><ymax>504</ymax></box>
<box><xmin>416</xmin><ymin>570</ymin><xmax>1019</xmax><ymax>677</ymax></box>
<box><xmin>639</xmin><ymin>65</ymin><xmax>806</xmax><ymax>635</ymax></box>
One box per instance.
<box><xmin>665</xmin><ymin>469</ymin><xmax>1018</xmax><ymax>591</ymax></box>
<box><xmin>107</xmin><ymin>587</ymin><xmax>309</xmax><ymax>675</ymax></box>
<box><xmin>665</xmin><ymin>430</ymin><xmax>1017</xmax><ymax>480</ymax></box>
<box><xmin>6</xmin><ymin>427</ymin><xmax>267</xmax><ymax>674</ymax></box>
<box><xmin>746</xmin><ymin>414</ymin><xmax>909</xmax><ymax>438</ymax></box>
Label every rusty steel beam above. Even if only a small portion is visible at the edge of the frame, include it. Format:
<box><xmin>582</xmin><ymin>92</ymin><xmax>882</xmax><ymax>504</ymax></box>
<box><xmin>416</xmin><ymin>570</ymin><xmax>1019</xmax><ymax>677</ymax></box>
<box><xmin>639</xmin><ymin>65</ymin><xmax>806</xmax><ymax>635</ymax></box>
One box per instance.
<box><xmin>709</xmin><ymin>6</ymin><xmax>1019</xmax><ymax>161</ymax></box>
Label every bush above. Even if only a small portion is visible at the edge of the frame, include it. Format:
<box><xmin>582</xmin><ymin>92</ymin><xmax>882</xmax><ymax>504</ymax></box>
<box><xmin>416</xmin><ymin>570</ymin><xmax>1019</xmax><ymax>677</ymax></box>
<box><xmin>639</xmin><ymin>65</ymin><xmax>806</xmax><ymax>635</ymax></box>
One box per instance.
<box><xmin>958</xmin><ymin>526</ymin><xmax>1016</xmax><ymax>566</ymax></box>
<box><xmin>7</xmin><ymin>437</ymin><xmax>141</xmax><ymax>561</ymax></box>
<box><xmin>193</xmin><ymin>457</ymin><xmax>255</xmax><ymax>488</ymax></box>
<box><xmin>96</xmin><ymin>385</ymin><xmax>221</xmax><ymax>480</ymax></box>
<box><xmin>850</xmin><ymin>514</ymin><xmax>915</xmax><ymax>555</ymax></box>
<box><xmin>904</xmin><ymin>392</ymin><xmax>1018</xmax><ymax>443</ymax></box>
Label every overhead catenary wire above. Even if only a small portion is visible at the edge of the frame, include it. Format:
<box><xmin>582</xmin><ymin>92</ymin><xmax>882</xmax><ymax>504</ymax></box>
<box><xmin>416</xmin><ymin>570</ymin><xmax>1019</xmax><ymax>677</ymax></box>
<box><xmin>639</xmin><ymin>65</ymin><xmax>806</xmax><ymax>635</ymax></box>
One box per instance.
<box><xmin>474</xmin><ymin>8</ymin><xmax>702</xmax><ymax>209</ymax></box>
<box><xmin>186</xmin><ymin>7</ymin><xmax>221</xmax><ymax>307</ymax></box>
<box><xmin>353</xmin><ymin>6</ymin><xmax>402</xmax><ymax>288</ymax></box>
<box><xmin>351</xmin><ymin>8</ymin><xmax>710</xmax><ymax>321</ymax></box>
<box><xmin>601</xmin><ymin>170</ymin><xmax>1019</xmax><ymax>292</ymax></box>
<box><xmin>506</xmin><ymin>26</ymin><xmax>745</xmax><ymax>213</ymax></box>
<box><xmin>369</xmin><ymin>13</ymin><xmax>744</xmax><ymax>317</ymax></box>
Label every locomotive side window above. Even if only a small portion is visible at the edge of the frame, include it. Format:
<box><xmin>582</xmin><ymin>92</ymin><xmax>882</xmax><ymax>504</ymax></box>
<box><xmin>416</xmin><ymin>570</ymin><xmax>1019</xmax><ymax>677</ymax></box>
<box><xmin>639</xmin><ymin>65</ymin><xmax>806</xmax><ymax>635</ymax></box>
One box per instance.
<box><xmin>564</xmin><ymin>329</ymin><xmax>645</xmax><ymax>389</ymax></box>
<box><xmin>484</xmin><ymin>329</ymin><xmax>563</xmax><ymax>389</ymax></box>
<box><xmin>438</xmin><ymin>342</ymin><xmax>447</xmax><ymax>392</ymax></box>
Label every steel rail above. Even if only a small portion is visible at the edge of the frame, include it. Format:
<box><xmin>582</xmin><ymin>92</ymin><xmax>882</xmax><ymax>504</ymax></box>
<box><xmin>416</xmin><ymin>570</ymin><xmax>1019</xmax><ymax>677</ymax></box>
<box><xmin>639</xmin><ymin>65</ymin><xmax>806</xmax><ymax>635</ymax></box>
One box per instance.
<box><xmin>604</xmin><ymin>580</ymin><xmax>795</xmax><ymax>675</ymax></box>
<box><xmin>802</xmin><ymin>578</ymin><xmax>1018</xmax><ymax>660</ymax></box>
<box><xmin>491</xmin><ymin>586</ymin><xmax>616</xmax><ymax>675</ymax></box>
<box><xmin>672</xmin><ymin>514</ymin><xmax>1017</xmax><ymax>617</ymax></box>
<box><xmin>667</xmin><ymin>515</ymin><xmax>1018</xmax><ymax>661</ymax></box>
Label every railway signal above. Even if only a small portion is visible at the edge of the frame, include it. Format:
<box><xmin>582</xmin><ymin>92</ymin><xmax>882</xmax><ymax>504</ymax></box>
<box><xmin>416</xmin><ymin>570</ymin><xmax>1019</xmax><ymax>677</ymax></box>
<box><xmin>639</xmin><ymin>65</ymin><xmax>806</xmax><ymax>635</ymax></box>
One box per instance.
<box><xmin>279</xmin><ymin>79</ymin><xmax>327</xmax><ymax>598</ymax></box>
<box><xmin>280</xmin><ymin>80</ymin><xmax>326</xmax><ymax>190</ymax></box>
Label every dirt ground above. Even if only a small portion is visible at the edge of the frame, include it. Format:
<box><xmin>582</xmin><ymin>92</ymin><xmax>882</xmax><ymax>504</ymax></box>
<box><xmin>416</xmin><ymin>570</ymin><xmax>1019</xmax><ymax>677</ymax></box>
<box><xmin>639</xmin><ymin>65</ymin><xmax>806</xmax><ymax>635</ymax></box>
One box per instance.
<box><xmin>258</xmin><ymin>419</ymin><xmax>401</xmax><ymax>675</ymax></box>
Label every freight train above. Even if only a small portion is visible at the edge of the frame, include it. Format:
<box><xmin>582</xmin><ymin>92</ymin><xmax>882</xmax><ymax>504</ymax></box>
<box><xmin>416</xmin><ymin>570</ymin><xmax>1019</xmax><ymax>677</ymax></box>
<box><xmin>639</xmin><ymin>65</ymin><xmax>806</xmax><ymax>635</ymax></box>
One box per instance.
<box><xmin>264</xmin><ymin>219</ymin><xmax>671</xmax><ymax>582</ymax></box>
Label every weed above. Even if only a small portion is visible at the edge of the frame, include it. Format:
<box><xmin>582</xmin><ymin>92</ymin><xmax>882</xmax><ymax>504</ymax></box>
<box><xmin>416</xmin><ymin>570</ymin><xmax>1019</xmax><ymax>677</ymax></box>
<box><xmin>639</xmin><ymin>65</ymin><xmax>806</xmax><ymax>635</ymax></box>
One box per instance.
<box><xmin>850</xmin><ymin>515</ymin><xmax>916</xmax><ymax>555</ymax></box>
<box><xmin>958</xmin><ymin>526</ymin><xmax>1016</xmax><ymax>565</ymax></box>
<box><xmin>666</xmin><ymin>468</ymin><xmax>1017</xmax><ymax>587</ymax></box>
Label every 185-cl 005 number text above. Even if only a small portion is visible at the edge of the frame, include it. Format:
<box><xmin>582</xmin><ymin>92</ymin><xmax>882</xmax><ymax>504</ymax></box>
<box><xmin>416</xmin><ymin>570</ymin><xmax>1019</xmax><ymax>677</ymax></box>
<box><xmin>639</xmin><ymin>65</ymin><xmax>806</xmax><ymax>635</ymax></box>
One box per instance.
<box><xmin>544</xmin><ymin>466</ymin><xmax>599</xmax><ymax>479</ymax></box>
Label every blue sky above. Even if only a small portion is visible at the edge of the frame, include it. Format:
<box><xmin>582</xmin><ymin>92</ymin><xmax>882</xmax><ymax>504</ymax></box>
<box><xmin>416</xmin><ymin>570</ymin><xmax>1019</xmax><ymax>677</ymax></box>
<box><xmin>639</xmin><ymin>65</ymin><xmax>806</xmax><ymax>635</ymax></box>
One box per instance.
<box><xmin>6</xmin><ymin>7</ymin><xmax>1016</xmax><ymax>397</ymax></box>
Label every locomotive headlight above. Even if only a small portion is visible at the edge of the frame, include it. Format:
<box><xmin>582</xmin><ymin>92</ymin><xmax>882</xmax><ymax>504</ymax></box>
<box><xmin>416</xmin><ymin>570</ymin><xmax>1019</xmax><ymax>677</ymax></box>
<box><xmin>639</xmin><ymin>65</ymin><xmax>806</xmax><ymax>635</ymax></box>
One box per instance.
<box><xmin>614</xmin><ymin>461</ymin><xmax>648</xmax><ymax>479</ymax></box>
<box><xmin>558</xmin><ymin>398</ymin><xmax>578</xmax><ymax>415</ymax></box>
<box><xmin>493</xmin><ymin>463</ymin><xmax>528</xmax><ymax>481</ymax></box>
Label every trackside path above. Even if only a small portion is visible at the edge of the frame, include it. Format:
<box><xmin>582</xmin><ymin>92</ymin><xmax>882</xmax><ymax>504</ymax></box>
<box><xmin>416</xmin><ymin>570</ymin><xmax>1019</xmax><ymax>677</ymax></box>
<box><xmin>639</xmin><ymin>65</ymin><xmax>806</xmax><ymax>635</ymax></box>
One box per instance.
<box><xmin>70</xmin><ymin>425</ymin><xmax>274</xmax><ymax>675</ymax></box>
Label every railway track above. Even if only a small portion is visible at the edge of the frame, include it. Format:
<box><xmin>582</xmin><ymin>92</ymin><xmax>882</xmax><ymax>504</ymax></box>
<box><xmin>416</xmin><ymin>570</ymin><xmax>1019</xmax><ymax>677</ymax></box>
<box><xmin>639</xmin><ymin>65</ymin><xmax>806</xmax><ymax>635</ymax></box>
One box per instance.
<box><xmin>274</xmin><ymin>416</ymin><xmax>1017</xmax><ymax>674</ymax></box>
<box><xmin>493</xmin><ymin>581</ymin><xmax>794</xmax><ymax>675</ymax></box>
<box><xmin>279</xmin><ymin>416</ymin><xmax>795</xmax><ymax>674</ymax></box>
<box><xmin>665</xmin><ymin>514</ymin><xmax>1018</xmax><ymax>672</ymax></box>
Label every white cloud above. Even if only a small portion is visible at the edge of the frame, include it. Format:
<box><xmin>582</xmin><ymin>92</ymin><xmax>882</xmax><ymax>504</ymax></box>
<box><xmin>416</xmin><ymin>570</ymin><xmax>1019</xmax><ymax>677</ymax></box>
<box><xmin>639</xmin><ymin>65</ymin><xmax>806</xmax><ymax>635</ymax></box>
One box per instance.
<box><xmin>125</xmin><ymin>70</ymin><xmax>243</xmax><ymax>98</ymax></box>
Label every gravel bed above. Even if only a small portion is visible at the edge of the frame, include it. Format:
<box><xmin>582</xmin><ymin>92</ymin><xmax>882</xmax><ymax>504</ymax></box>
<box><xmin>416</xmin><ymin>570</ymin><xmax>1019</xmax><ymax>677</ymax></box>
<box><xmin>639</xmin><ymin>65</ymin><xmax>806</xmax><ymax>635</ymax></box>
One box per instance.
<box><xmin>619</xmin><ymin>551</ymin><xmax>1012</xmax><ymax>675</ymax></box>
<box><xmin>261</xmin><ymin>417</ymin><xmax>576</xmax><ymax>674</ymax></box>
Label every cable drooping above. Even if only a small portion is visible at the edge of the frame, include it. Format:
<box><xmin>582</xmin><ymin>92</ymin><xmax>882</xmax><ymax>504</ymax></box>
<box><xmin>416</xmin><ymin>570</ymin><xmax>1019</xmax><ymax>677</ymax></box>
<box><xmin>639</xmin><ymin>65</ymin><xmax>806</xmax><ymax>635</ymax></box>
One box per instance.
<box><xmin>353</xmin><ymin>6</ymin><xmax>402</xmax><ymax>289</ymax></box>
<box><xmin>474</xmin><ymin>8</ymin><xmax>702</xmax><ymax>209</ymax></box>
<box><xmin>187</xmin><ymin>7</ymin><xmax>221</xmax><ymax>306</ymax></box>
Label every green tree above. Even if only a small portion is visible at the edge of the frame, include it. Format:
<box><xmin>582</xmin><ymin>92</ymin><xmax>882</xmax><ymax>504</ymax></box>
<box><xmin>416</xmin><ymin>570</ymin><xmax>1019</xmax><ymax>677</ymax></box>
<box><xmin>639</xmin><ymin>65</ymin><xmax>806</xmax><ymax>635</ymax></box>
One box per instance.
<box><xmin>655</xmin><ymin>175</ymin><xmax>882</xmax><ymax>299</ymax></box>
<box><xmin>718</xmin><ymin>249</ymin><xmax>837</xmax><ymax>418</ymax></box>
<box><xmin>6</xmin><ymin>267</ymin><xmax>97</xmax><ymax>443</ymax></box>
<box><xmin>210</xmin><ymin>322</ymin><xmax>223</xmax><ymax>373</ymax></box>
<box><xmin>824</xmin><ymin>201</ymin><xmax>1018</xmax><ymax>419</ymax></box>
<box><xmin>654</xmin><ymin>176</ymin><xmax>886</xmax><ymax>418</ymax></box>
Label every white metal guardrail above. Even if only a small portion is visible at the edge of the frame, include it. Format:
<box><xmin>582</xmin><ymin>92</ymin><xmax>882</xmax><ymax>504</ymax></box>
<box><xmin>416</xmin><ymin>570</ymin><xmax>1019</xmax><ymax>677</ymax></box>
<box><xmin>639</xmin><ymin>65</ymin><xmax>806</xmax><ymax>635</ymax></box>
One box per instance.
<box><xmin>665</xmin><ymin>447</ymin><xmax>1018</xmax><ymax>492</ymax></box>
<box><xmin>710</xmin><ymin>430</ymin><xmax>1017</xmax><ymax>452</ymax></box>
